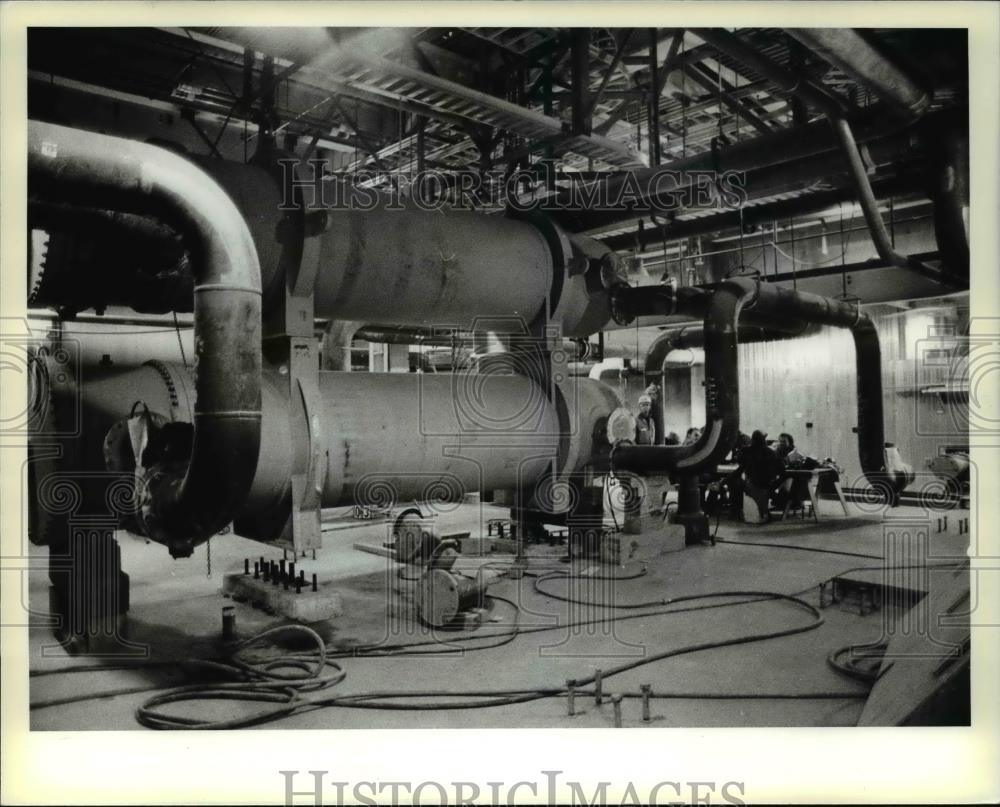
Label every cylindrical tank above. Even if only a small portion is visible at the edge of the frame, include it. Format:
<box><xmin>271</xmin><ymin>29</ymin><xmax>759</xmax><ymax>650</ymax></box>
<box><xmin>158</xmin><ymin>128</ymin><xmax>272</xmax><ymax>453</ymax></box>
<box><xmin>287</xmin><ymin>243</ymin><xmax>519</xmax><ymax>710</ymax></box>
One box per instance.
<box><xmin>313</xmin><ymin>208</ymin><xmax>554</xmax><ymax>330</ymax></box>
<box><xmin>198</xmin><ymin>160</ymin><xmax>619</xmax><ymax>336</ymax></box>
<box><xmin>35</xmin><ymin>351</ymin><xmax>623</xmax><ymax>543</ymax></box>
<box><xmin>318</xmin><ymin>371</ymin><xmax>560</xmax><ymax>505</ymax></box>
<box><xmin>554</xmin><ymin>377</ymin><xmax>622</xmax><ymax>478</ymax></box>
<box><xmin>31</xmin><ymin>153</ymin><xmax>621</xmax><ymax>338</ymax></box>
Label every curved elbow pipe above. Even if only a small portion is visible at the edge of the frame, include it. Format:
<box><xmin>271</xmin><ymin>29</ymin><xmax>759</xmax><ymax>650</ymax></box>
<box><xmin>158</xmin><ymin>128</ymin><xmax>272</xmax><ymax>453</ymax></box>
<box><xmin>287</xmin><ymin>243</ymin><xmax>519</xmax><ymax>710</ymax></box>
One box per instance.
<box><xmin>612</xmin><ymin>279</ymin><xmax>752</xmax><ymax>475</ymax></box>
<box><xmin>28</xmin><ymin>121</ymin><xmax>262</xmax><ymax>558</ymax></box>
<box><xmin>615</xmin><ymin>277</ymin><xmax>900</xmax><ymax>498</ymax></box>
<box><xmin>643</xmin><ymin>321</ymin><xmax>821</xmax><ymax>374</ymax></box>
<box><xmin>830</xmin><ymin>117</ymin><xmax>946</xmax><ymax>286</ymax></box>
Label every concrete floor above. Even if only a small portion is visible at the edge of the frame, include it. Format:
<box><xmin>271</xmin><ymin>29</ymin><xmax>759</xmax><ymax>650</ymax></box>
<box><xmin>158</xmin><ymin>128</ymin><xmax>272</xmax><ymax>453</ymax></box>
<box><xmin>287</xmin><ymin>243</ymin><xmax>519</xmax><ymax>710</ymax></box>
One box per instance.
<box><xmin>28</xmin><ymin>496</ymin><xmax>971</xmax><ymax>730</ymax></box>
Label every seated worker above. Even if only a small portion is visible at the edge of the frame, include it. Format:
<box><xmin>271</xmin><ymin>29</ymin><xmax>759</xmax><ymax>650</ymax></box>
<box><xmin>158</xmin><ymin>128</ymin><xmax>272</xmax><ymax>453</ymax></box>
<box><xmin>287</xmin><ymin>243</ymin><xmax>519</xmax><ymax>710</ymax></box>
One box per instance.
<box><xmin>717</xmin><ymin>431</ymin><xmax>751</xmax><ymax>516</ymax></box>
<box><xmin>703</xmin><ymin>432</ymin><xmax>749</xmax><ymax>516</ymax></box>
<box><xmin>776</xmin><ymin>432</ymin><xmax>805</xmax><ymax>467</ymax></box>
<box><xmin>738</xmin><ymin>430</ymin><xmax>785</xmax><ymax>523</ymax></box>
<box><xmin>773</xmin><ymin>432</ymin><xmax>810</xmax><ymax>510</ymax></box>
<box><xmin>682</xmin><ymin>426</ymin><xmax>702</xmax><ymax>446</ymax></box>
<box><xmin>728</xmin><ymin>431</ymin><xmax>751</xmax><ymax>464</ymax></box>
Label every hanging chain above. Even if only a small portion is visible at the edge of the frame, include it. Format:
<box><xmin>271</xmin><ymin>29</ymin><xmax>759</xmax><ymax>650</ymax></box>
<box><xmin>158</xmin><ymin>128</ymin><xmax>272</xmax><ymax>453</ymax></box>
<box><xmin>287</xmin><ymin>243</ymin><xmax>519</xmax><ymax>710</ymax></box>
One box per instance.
<box><xmin>206</xmin><ymin>536</ymin><xmax>212</xmax><ymax>578</ymax></box>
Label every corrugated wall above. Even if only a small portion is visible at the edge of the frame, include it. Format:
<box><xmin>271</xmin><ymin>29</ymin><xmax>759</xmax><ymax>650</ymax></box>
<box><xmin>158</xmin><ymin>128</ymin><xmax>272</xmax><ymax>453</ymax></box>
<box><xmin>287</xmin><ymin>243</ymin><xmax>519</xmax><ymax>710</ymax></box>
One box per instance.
<box><xmin>737</xmin><ymin>300</ymin><xmax>969</xmax><ymax>489</ymax></box>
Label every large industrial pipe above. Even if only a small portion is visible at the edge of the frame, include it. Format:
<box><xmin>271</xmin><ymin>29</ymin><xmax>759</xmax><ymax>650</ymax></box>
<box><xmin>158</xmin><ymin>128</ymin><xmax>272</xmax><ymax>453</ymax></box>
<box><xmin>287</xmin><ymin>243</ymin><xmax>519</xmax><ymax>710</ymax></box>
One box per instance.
<box><xmin>613</xmin><ymin>278</ymin><xmax>896</xmax><ymax>498</ymax></box>
<box><xmin>48</xmin><ymin>360</ymin><xmax>618</xmax><ymax>542</ymax></box>
<box><xmin>29</xmin><ymin>148</ymin><xmax>618</xmax><ymax>337</ymax></box>
<box><xmin>930</xmin><ymin>118</ymin><xmax>970</xmax><ymax>284</ymax></box>
<box><xmin>28</xmin><ymin>121</ymin><xmax>263</xmax><ymax>558</ymax></box>
<box><xmin>784</xmin><ymin>28</ymin><xmax>931</xmax><ymax>119</ymax></box>
<box><xmin>830</xmin><ymin>117</ymin><xmax>946</xmax><ymax>285</ymax></box>
<box><xmin>688</xmin><ymin>31</ymin><xmax>950</xmax><ymax>288</ymax></box>
<box><xmin>643</xmin><ymin>321</ymin><xmax>822</xmax><ymax>375</ymax></box>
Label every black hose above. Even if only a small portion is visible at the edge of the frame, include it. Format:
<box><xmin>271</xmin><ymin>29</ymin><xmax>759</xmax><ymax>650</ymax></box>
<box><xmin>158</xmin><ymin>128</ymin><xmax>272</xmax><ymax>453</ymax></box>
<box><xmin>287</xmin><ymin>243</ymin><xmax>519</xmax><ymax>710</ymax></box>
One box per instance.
<box><xmin>715</xmin><ymin>536</ymin><xmax>884</xmax><ymax>560</ymax></box>
<box><xmin>826</xmin><ymin>642</ymin><xmax>888</xmax><ymax>684</ymax></box>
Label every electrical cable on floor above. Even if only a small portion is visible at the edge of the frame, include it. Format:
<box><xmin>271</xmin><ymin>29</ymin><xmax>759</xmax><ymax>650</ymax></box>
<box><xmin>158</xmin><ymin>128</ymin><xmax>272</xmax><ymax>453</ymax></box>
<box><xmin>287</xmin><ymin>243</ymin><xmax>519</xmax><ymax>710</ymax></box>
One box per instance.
<box><xmin>34</xmin><ymin>559</ymin><xmax>967</xmax><ymax>672</ymax></box>
<box><xmin>33</xmin><ymin>588</ymin><xmax>836</xmax><ymax>726</ymax></box>
<box><xmin>31</xmin><ymin>684</ymin><xmax>173</xmax><ymax>711</ymax></box>
<box><xmin>297</xmin><ymin>591</ymin><xmax>828</xmax><ymax>714</ymax></box>
<box><xmin>135</xmin><ymin>624</ymin><xmax>345</xmax><ymax>730</ymax></box>
<box><xmin>715</xmin><ymin>536</ymin><xmax>884</xmax><ymax>560</ymax></box>
<box><xmin>826</xmin><ymin>642</ymin><xmax>888</xmax><ymax>684</ymax></box>
<box><xmin>33</xmin><ymin>555</ymin><xmax>968</xmax><ymax>726</ymax></box>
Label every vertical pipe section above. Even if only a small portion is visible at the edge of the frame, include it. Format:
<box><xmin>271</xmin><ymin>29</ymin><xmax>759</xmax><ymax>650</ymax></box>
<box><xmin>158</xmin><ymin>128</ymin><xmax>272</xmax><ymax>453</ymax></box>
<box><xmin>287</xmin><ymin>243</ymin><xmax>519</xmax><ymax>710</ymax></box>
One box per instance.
<box><xmin>28</xmin><ymin>121</ymin><xmax>262</xmax><ymax>557</ymax></box>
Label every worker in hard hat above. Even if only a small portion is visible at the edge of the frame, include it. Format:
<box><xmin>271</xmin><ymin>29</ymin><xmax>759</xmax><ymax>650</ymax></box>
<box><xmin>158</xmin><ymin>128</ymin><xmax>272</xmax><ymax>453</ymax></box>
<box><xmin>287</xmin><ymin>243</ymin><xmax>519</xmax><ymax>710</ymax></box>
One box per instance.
<box><xmin>635</xmin><ymin>393</ymin><xmax>655</xmax><ymax>445</ymax></box>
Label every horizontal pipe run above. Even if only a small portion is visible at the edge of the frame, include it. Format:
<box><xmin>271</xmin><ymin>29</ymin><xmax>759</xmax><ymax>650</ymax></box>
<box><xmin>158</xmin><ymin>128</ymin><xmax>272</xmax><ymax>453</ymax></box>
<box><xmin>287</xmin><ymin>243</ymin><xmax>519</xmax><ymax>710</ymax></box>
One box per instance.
<box><xmin>643</xmin><ymin>321</ymin><xmax>821</xmax><ymax>373</ymax></box>
<box><xmin>600</xmin><ymin>171</ymin><xmax>927</xmax><ymax>253</ymax></box>
<box><xmin>690</xmin><ymin>28</ymin><xmax>848</xmax><ymax>118</ymax></box>
<box><xmin>785</xmin><ymin>28</ymin><xmax>931</xmax><ymax>119</ymax></box>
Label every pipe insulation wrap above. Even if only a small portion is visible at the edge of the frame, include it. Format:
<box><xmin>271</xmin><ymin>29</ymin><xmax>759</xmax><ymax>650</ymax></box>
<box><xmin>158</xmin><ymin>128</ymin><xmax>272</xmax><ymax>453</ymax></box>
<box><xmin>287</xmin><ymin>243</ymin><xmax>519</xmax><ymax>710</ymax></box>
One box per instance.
<box><xmin>28</xmin><ymin>121</ymin><xmax>262</xmax><ymax>557</ymax></box>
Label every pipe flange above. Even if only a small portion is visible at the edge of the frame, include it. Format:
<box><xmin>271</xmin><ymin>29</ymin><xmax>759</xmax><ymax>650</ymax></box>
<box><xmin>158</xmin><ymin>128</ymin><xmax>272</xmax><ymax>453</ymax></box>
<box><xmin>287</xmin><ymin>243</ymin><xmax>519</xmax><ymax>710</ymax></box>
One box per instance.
<box><xmin>609</xmin><ymin>283</ymin><xmax>636</xmax><ymax>326</ymax></box>
<box><xmin>506</xmin><ymin>207</ymin><xmax>571</xmax><ymax>314</ymax></box>
<box><xmin>27</xmin><ymin>229</ymin><xmax>50</xmax><ymax>306</ymax></box>
<box><xmin>144</xmin><ymin>359</ymin><xmax>180</xmax><ymax>412</ymax></box>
